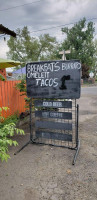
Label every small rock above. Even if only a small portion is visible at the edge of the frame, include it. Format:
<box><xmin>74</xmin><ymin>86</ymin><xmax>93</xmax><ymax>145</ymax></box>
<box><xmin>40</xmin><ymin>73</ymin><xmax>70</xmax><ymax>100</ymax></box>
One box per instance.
<box><xmin>20</xmin><ymin>184</ymin><xmax>23</xmax><ymax>186</ymax></box>
<box><xmin>67</xmin><ymin>169</ymin><xmax>72</xmax><ymax>174</ymax></box>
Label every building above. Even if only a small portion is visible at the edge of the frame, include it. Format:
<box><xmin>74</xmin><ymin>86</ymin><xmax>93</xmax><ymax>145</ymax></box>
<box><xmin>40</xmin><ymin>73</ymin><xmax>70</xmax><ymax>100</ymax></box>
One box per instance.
<box><xmin>0</xmin><ymin>24</ymin><xmax>16</xmax><ymax>79</ymax></box>
<box><xmin>12</xmin><ymin>67</ymin><xmax>26</xmax><ymax>80</ymax></box>
<box><xmin>0</xmin><ymin>24</ymin><xmax>16</xmax><ymax>37</ymax></box>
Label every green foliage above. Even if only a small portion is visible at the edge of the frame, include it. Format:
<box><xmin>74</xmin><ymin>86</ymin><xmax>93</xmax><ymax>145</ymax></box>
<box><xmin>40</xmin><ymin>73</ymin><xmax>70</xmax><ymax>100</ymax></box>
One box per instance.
<box><xmin>15</xmin><ymin>79</ymin><xmax>26</xmax><ymax>94</ymax></box>
<box><xmin>7</xmin><ymin>26</ymin><xmax>59</xmax><ymax>64</ymax></box>
<box><xmin>0</xmin><ymin>74</ymin><xmax>6</xmax><ymax>81</ymax></box>
<box><xmin>0</xmin><ymin>107</ymin><xmax>24</xmax><ymax>162</ymax></box>
<box><xmin>15</xmin><ymin>78</ymin><xmax>31</xmax><ymax>109</ymax></box>
<box><xmin>0</xmin><ymin>107</ymin><xmax>9</xmax><ymax>121</ymax></box>
<box><xmin>60</xmin><ymin>18</ymin><xmax>96</xmax><ymax>78</ymax></box>
<box><xmin>82</xmin><ymin>64</ymin><xmax>90</xmax><ymax>79</ymax></box>
<box><xmin>2</xmin><ymin>112</ymin><xmax>19</xmax><ymax>126</ymax></box>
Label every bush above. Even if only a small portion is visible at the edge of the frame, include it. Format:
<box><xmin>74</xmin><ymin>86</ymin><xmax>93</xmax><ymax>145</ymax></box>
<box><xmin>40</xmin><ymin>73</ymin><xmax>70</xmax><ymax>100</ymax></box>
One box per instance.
<box><xmin>0</xmin><ymin>107</ymin><xmax>24</xmax><ymax>162</ymax></box>
<box><xmin>2</xmin><ymin>112</ymin><xmax>19</xmax><ymax>126</ymax></box>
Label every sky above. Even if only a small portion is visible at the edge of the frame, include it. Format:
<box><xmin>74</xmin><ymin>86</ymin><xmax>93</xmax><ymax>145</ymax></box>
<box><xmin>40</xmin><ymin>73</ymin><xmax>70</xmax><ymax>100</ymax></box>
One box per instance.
<box><xmin>1</xmin><ymin>0</ymin><xmax>97</xmax><ymax>59</ymax></box>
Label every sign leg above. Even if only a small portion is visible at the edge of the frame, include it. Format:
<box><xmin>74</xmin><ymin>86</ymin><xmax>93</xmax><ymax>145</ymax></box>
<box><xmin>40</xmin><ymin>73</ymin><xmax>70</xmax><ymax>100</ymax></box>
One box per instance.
<box><xmin>72</xmin><ymin>140</ymin><xmax>80</xmax><ymax>165</ymax></box>
<box><xmin>14</xmin><ymin>140</ymin><xmax>31</xmax><ymax>155</ymax></box>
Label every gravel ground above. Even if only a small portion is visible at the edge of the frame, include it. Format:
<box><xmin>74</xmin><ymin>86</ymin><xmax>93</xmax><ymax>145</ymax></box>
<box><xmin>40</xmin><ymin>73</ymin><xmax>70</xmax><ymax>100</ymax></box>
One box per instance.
<box><xmin>0</xmin><ymin>92</ymin><xmax>97</xmax><ymax>200</ymax></box>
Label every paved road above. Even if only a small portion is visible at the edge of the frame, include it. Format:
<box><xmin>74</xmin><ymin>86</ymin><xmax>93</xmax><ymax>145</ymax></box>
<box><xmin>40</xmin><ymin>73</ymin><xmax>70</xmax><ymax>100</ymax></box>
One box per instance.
<box><xmin>81</xmin><ymin>86</ymin><xmax>97</xmax><ymax>96</ymax></box>
<box><xmin>78</xmin><ymin>86</ymin><xmax>97</xmax><ymax>123</ymax></box>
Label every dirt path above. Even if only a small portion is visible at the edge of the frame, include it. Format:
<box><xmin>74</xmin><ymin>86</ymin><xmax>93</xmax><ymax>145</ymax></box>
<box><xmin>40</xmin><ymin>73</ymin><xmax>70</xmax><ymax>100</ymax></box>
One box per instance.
<box><xmin>0</xmin><ymin>92</ymin><xmax>97</xmax><ymax>200</ymax></box>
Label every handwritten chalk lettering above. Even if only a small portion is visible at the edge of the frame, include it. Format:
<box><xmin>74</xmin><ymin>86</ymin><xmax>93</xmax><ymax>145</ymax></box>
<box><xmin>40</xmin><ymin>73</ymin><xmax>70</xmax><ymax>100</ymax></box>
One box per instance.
<box><xmin>62</xmin><ymin>62</ymin><xmax>81</xmax><ymax>70</ymax></box>
<box><xmin>27</xmin><ymin>62</ymin><xmax>60</xmax><ymax>74</ymax></box>
<box><xmin>27</xmin><ymin>71</ymin><xmax>50</xmax><ymax>79</ymax></box>
<box><xmin>27</xmin><ymin>61</ymin><xmax>81</xmax><ymax>74</ymax></box>
<box><xmin>42</xmin><ymin>112</ymin><xmax>49</xmax><ymax>117</ymax></box>
<box><xmin>54</xmin><ymin>62</ymin><xmax>60</xmax><ymax>71</ymax></box>
<box><xmin>42</xmin><ymin>112</ymin><xmax>63</xmax><ymax>118</ymax></box>
<box><xmin>42</xmin><ymin>101</ymin><xmax>63</xmax><ymax>107</ymax></box>
<box><xmin>50</xmin><ymin>112</ymin><xmax>63</xmax><ymax>118</ymax></box>
<box><xmin>26</xmin><ymin>60</ymin><xmax>81</xmax><ymax>99</ymax></box>
<box><xmin>53</xmin><ymin>102</ymin><xmax>62</xmax><ymax>107</ymax></box>
<box><xmin>43</xmin><ymin>102</ymin><xmax>52</xmax><ymax>107</ymax></box>
<box><xmin>36</xmin><ymin>78</ymin><xmax>58</xmax><ymax>87</ymax></box>
<box><xmin>36</xmin><ymin>79</ymin><xmax>41</xmax><ymax>86</ymax></box>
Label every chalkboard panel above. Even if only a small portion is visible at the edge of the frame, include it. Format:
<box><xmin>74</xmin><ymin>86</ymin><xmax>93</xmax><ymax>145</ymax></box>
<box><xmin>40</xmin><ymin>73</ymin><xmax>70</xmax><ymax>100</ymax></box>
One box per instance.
<box><xmin>26</xmin><ymin>60</ymin><xmax>81</xmax><ymax>99</ymax></box>
<box><xmin>36</xmin><ymin>131</ymin><xmax>72</xmax><ymax>141</ymax></box>
<box><xmin>35</xmin><ymin>120</ymin><xmax>72</xmax><ymax>130</ymax></box>
<box><xmin>35</xmin><ymin>111</ymin><xmax>72</xmax><ymax>119</ymax></box>
<box><xmin>34</xmin><ymin>100</ymin><xmax>72</xmax><ymax>108</ymax></box>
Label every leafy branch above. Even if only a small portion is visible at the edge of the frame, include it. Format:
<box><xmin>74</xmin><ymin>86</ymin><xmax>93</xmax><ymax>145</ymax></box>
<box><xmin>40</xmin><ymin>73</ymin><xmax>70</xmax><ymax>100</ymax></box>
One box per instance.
<box><xmin>0</xmin><ymin>107</ymin><xmax>25</xmax><ymax>162</ymax></box>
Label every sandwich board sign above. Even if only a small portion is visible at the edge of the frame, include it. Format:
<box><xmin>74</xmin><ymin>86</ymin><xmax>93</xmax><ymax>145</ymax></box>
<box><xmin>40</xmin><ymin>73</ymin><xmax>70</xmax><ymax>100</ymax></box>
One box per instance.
<box><xmin>26</xmin><ymin>60</ymin><xmax>81</xmax><ymax>99</ymax></box>
<box><xmin>15</xmin><ymin>59</ymin><xmax>81</xmax><ymax>165</ymax></box>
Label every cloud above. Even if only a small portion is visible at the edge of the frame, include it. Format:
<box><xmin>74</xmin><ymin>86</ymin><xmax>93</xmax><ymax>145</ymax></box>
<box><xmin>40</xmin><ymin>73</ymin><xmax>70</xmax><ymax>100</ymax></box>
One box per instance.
<box><xmin>1</xmin><ymin>0</ymin><xmax>97</xmax><ymax>35</ymax></box>
<box><xmin>1</xmin><ymin>0</ymin><xmax>97</xmax><ymax>56</ymax></box>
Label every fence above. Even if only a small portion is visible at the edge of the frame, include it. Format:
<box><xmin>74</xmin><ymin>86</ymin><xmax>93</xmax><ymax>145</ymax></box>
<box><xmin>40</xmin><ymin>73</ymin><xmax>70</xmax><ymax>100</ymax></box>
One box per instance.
<box><xmin>0</xmin><ymin>80</ymin><xmax>26</xmax><ymax>118</ymax></box>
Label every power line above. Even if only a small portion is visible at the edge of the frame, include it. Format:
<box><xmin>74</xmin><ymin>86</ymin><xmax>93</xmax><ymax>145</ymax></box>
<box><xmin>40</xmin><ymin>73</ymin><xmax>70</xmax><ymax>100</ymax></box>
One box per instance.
<box><xmin>1</xmin><ymin>16</ymin><xmax>97</xmax><ymax>39</ymax></box>
<box><xmin>0</xmin><ymin>0</ymin><xmax>41</xmax><ymax>12</ymax></box>
<box><xmin>30</xmin><ymin>23</ymin><xmax>74</xmax><ymax>33</ymax></box>
<box><xmin>29</xmin><ymin>17</ymin><xmax>97</xmax><ymax>33</ymax></box>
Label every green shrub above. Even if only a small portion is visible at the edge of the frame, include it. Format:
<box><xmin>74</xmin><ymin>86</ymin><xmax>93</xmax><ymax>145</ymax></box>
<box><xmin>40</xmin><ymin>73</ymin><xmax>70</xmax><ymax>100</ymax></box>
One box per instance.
<box><xmin>0</xmin><ymin>107</ymin><xmax>24</xmax><ymax>162</ymax></box>
<box><xmin>2</xmin><ymin>112</ymin><xmax>19</xmax><ymax>126</ymax></box>
<box><xmin>0</xmin><ymin>74</ymin><xmax>6</xmax><ymax>81</ymax></box>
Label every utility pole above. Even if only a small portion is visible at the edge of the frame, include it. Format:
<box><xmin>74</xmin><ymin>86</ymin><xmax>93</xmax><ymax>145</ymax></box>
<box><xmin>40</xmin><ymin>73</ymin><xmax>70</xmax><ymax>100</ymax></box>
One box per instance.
<box><xmin>59</xmin><ymin>50</ymin><xmax>71</xmax><ymax>60</ymax></box>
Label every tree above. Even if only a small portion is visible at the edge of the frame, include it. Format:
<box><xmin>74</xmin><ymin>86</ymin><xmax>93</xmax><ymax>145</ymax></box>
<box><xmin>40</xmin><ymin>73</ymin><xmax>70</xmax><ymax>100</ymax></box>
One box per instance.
<box><xmin>60</xmin><ymin>18</ymin><xmax>96</xmax><ymax>78</ymax></box>
<box><xmin>93</xmin><ymin>39</ymin><xmax>97</xmax><ymax>77</ymax></box>
<box><xmin>7</xmin><ymin>26</ymin><xmax>58</xmax><ymax>64</ymax></box>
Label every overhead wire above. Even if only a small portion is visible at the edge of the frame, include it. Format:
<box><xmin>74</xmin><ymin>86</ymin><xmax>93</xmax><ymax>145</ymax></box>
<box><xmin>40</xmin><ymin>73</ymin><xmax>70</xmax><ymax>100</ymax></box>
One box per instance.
<box><xmin>1</xmin><ymin>16</ymin><xmax>97</xmax><ymax>36</ymax></box>
<box><xmin>29</xmin><ymin>17</ymin><xmax>97</xmax><ymax>33</ymax></box>
<box><xmin>0</xmin><ymin>8</ymin><xmax>97</xmax><ymax>38</ymax></box>
<box><xmin>0</xmin><ymin>0</ymin><xmax>41</xmax><ymax>11</ymax></box>
<box><xmin>30</xmin><ymin>23</ymin><xmax>74</xmax><ymax>33</ymax></box>
<box><xmin>1</xmin><ymin>16</ymin><xmax>97</xmax><ymax>39</ymax></box>
<box><xmin>0</xmin><ymin>1</ymin><xmax>97</xmax><ymax>34</ymax></box>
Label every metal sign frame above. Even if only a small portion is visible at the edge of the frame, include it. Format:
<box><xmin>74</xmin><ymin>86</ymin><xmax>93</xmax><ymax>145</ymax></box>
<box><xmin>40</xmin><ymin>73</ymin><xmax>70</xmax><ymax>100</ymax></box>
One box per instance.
<box><xmin>15</xmin><ymin>98</ymin><xmax>80</xmax><ymax>165</ymax></box>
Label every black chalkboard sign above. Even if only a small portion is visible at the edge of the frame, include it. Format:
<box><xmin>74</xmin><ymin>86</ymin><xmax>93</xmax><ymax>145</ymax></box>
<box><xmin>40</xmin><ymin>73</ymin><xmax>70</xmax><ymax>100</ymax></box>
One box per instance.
<box><xmin>35</xmin><ymin>111</ymin><xmax>72</xmax><ymax>119</ymax></box>
<box><xmin>34</xmin><ymin>100</ymin><xmax>72</xmax><ymax>108</ymax></box>
<box><xmin>26</xmin><ymin>60</ymin><xmax>81</xmax><ymax>99</ymax></box>
<box><xmin>35</xmin><ymin>120</ymin><xmax>72</xmax><ymax>130</ymax></box>
<box><xmin>36</xmin><ymin>131</ymin><xmax>72</xmax><ymax>141</ymax></box>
